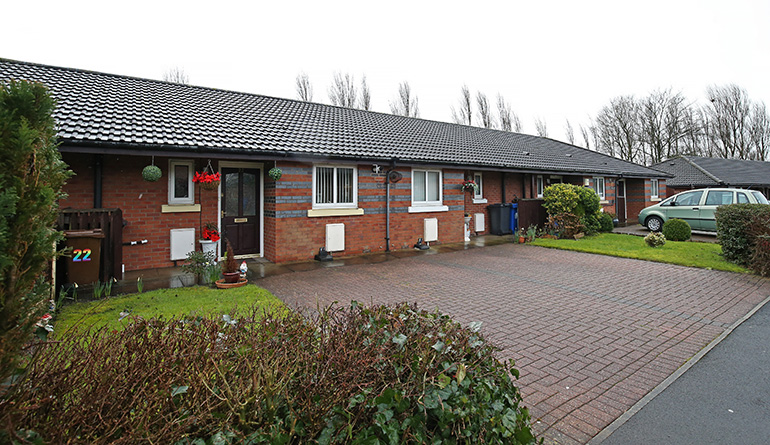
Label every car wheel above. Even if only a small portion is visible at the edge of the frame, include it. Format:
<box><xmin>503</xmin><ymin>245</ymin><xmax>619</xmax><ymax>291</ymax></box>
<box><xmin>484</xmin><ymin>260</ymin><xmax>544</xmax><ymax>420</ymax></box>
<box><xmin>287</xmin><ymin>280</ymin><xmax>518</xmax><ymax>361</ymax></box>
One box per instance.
<box><xmin>646</xmin><ymin>216</ymin><xmax>663</xmax><ymax>232</ymax></box>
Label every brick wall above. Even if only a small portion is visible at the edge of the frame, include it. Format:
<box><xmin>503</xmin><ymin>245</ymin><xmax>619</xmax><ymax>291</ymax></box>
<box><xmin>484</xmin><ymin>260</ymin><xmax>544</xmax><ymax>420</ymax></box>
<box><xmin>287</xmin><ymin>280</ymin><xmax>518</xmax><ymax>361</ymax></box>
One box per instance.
<box><xmin>269</xmin><ymin>162</ymin><xmax>465</xmax><ymax>263</ymax></box>
<box><xmin>461</xmin><ymin>171</ymin><xmax>526</xmax><ymax>235</ymax></box>
<box><xmin>626</xmin><ymin>178</ymin><xmax>666</xmax><ymax>223</ymax></box>
<box><xmin>61</xmin><ymin>153</ymin><xmax>219</xmax><ymax>271</ymax></box>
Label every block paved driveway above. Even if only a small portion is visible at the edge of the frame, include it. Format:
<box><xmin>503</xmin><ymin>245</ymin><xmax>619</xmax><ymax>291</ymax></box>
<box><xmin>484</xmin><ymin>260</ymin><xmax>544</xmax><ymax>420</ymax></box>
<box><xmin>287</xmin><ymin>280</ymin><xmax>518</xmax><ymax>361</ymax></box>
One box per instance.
<box><xmin>258</xmin><ymin>244</ymin><xmax>770</xmax><ymax>444</ymax></box>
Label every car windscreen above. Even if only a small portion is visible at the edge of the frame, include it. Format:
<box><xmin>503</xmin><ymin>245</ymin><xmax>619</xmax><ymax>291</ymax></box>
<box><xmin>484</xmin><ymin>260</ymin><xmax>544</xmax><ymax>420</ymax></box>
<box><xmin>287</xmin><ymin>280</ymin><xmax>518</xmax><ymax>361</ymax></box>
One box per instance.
<box><xmin>751</xmin><ymin>191</ymin><xmax>769</xmax><ymax>204</ymax></box>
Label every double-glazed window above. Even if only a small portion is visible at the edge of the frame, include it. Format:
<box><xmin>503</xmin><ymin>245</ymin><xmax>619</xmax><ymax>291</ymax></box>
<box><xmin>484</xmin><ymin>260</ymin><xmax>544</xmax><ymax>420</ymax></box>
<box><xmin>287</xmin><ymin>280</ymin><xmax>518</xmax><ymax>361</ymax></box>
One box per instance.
<box><xmin>313</xmin><ymin>165</ymin><xmax>357</xmax><ymax>208</ymax></box>
<box><xmin>473</xmin><ymin>173</ymin><xmax>483</xmax><ymax>199</ymax></box>
<box><xmin>168</xmin><ymin>160</ymin><xmax>194</xmax><ymax>205</ymax></box>
<box><xmin>650</xmin><ymin>179</ymin><xmax>659</xmax><ymax>199</ymax></box>
<box><xmin>412</xmin><ymin>170</ymin><xmax>442</xmax><ymax>205</ymax></box>
<box><xmin>536</xmin><ymin>175</ymin><xmax>544</xmax><ymax>198</ymax></box>
<box><xmin>593</xmin><ymin>177</ymin><xmax>605</xmax><ymax>200</ymax></box>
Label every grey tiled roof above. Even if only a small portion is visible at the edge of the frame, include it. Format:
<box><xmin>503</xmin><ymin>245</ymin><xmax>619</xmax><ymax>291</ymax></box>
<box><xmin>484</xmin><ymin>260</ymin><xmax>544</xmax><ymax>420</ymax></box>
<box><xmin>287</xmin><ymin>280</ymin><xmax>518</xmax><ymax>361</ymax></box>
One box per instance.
<box><xmin>652</xmin><ymin>156</ymin><xmax>770</xmax><ymax>188</ymax></box>
<box><xmin>0</xmin><ymin>59</ymin><xmax>666</xmax><ymax>178</ymax></box>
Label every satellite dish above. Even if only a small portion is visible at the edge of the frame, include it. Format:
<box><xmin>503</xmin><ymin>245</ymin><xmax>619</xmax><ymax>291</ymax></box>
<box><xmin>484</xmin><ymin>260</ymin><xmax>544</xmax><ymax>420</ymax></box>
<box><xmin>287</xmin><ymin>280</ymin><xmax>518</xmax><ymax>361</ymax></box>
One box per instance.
<box><xmin>387</xmin><ymin>170</ymin><xmax>403</xmax><ymax>183</ymax></box>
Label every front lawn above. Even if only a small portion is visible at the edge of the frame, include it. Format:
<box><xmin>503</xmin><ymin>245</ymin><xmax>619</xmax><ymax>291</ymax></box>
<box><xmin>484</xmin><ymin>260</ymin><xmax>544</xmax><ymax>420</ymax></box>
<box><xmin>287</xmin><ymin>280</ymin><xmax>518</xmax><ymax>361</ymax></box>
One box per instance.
<box><xmin>56</xmin><ymin>284</ymin><xmax>286</xmax><ymax>335</ymax></box>
<box><xmin>531</xmin><ymin>233</ymin><xmax>748</xmax><ymax>273</ymax></box>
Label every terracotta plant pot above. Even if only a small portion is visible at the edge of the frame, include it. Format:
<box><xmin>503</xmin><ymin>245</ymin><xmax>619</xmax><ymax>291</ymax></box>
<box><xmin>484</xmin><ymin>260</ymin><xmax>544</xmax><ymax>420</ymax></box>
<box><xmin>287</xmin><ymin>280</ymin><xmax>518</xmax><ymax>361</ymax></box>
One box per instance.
<box><xmin>222</xmin><ymin>272</ymin><xmax>240</xmax><ymax>283</ymax></box>
<box><xmin>518</xmin><ymin>236</ymin><xmax>526</xmax><ymax>244</ymax></box>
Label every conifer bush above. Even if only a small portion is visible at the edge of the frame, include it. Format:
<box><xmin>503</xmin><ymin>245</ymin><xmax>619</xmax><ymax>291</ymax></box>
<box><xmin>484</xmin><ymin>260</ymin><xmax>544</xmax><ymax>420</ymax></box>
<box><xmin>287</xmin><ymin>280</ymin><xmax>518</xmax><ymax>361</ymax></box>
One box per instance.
<box><xmin>0</xmin><ymin>303</ymin><xmax>538</xmax><ymax>444</ymax></box>
<box><xmin>662</xmin><ymin>218</ymin><xmax>691</xmax><ymax>241</ymax></box>
<box><xmin>0</xmin><ymin>80</ymin><xmax>71</xmax><ymax>382</ymax></box>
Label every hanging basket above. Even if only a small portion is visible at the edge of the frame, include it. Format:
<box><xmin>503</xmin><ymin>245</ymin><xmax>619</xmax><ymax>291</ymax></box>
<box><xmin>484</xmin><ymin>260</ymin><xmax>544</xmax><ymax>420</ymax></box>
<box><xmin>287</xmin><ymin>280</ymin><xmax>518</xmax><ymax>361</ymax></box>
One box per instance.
<box><xmin>268</xmin><ymin>167</ymin><xmax>283</xmax><ymax>181</ymax></box>
<box><xmin>193</xmin><ymin>160</ymin><xmax>221</xmax><ymax>190</ymax></box>
<box><xmin>142</xmin><ymin>165</ymin><xmax>162</xmax><ymax>182</ymax></box>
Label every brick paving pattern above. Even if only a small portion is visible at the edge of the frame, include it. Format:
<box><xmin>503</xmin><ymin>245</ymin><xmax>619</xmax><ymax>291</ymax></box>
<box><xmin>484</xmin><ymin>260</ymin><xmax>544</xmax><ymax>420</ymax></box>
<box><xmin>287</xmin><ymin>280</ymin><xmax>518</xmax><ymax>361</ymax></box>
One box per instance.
<box><xmin>258</xmin><ymin>244</ymin><xmax>770</xmax><ymax>444</ymax></box>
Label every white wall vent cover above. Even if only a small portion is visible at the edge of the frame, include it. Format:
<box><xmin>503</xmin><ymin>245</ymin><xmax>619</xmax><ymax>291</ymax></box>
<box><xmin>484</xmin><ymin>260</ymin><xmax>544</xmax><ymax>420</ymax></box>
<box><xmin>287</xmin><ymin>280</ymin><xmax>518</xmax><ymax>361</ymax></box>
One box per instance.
<box><xmin>325</xmin><ymin>223</ymin><xmax>345</xmax><ymax>252</ymax></box>
<box><xmin>474</xmin><ymin>213</ymin><xmax>485</xmax><ymax>232</ymax></box>
<box><xmin>424</xmin><ymin>218</ymin><xmax>438</xmax><ymax>242</ymax></box>
<box><xmin>170</xmin><ymin>228</ymin><xmax>195</xmax><ymax>260</ymax></box>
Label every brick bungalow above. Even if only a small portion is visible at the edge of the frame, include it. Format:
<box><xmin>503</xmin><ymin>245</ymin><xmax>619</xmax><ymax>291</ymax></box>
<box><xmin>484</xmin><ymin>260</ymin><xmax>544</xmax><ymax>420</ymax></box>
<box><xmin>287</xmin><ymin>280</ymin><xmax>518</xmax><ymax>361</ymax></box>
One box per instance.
<box><xmin>652</xmin><ymin>155</ymin><xmax>770</xmax><ymax>198</ymax></box>
<box><xmin>1</xmin><ymin>59</ymin><xmax>668</xmax><ymax>277</ymax></box>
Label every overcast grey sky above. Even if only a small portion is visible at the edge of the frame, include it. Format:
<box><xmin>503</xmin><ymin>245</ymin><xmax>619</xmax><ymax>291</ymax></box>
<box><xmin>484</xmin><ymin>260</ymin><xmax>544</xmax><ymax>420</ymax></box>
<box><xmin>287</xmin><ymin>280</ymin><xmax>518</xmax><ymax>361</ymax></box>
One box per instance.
<box><xmin>4</xmin><ymin>0</ymin><xmax>769</xmax><ymax>143</ymax></box>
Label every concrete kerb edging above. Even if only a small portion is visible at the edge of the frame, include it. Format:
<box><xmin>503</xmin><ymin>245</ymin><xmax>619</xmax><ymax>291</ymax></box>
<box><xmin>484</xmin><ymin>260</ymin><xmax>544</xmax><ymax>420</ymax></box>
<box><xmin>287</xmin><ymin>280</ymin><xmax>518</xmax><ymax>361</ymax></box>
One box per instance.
<box><xmin>588</xmin><ymin>293</ymin><xmax>770</xmax><ymax>445</ymax></box>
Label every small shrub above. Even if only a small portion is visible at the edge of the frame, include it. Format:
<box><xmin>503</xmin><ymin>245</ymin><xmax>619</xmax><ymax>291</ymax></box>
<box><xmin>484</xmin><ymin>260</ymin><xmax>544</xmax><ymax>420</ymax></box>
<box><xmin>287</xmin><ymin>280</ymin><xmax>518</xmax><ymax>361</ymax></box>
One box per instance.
<box><xmin>716</xmin><ymin>204</ymin><xmax>770</xmax><ymax>265</ymax></box>
<box><xmin>662</xmin><ymin>218</ymin><xmax>692</xmax><ymax>241</ymax></box>
<box><xmin>645</xmin><ymin>231</ymin><xmax>666</xmax><ymax>247</ymax></box>
<box><xmin>547</xmin><ymin>212</ymin><xmax>584</xmax><ymax>239</ymax></box>
<box><xmin>599</xmin><ymin>212</ymin><xmax>614</xmax><ymax>232</ymax></box>
<box><xmin>0</xmin><ymin>303</ymin><xmax>538</xmax><ymax>444</ymax></box>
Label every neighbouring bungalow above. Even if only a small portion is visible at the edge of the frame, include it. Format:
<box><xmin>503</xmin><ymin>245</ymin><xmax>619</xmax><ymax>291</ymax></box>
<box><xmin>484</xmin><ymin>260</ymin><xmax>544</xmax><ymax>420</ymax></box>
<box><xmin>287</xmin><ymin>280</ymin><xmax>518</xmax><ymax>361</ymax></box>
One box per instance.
<box><xmin>1</xmin><ymin>59</ymin><xmax>669</xmax><ymax>280</ymax></box>
<box><xmin>652</xmin><ymin>155</ymin><xmax>770</xmax><ymax>198</ymax></box>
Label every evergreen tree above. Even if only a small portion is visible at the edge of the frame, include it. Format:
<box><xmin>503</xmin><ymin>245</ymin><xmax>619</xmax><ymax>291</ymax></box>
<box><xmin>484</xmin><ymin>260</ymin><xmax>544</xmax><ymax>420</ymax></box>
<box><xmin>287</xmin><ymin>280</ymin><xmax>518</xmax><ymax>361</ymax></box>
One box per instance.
<box><xmin>0</xmin><ymin>80</ymin><xmax>71</xmax><ymax>382</ymax></box>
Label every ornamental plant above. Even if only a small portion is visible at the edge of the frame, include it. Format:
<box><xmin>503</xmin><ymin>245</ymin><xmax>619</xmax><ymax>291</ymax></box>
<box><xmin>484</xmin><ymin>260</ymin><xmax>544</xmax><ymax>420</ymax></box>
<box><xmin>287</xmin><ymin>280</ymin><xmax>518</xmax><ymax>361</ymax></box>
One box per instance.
<box><xmin>461</xmin><ymin>179</ymin><xmax>479</xmax><ymax>193</ymax></box>
<box><xmin>201</xmin><ymin>222</ymin><xmax>220</xmax><ymax>242</ymax></box>
<box><xmin>662</xmin><ymin>218</ymin><xmax>691</xmax><ymax>241</ymax></box>
<box><xmin>543</xmin><ymin>183</ymin><xmax>603</xmax><ymax>237</ymax></box>
<box><xmin>0</xmin><ymin>80</ymin><xmax>72</xmax><ymax>383</ymax></box>
<box><xmin>192</xmin><ymin>170</ymin><xmax>221</xmax><ymax>184</ymax></box>
<box><xmin>644</xmin><ymin>231</ymin><xmax>666</xmax><ymax>247</ymax></box>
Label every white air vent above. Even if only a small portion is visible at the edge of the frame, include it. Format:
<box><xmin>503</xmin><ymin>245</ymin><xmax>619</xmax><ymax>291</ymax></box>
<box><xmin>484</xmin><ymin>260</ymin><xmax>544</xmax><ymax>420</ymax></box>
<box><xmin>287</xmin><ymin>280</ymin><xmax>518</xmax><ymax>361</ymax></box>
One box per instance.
<box><xmin>474</xmin><ymin>213</ymin><xmax>485</xmax><ymax>232</ymax></box>
<box><xmin>326</xmin><ymin>223</ymin><xmax>345</xmax><ymax>252</ymax></box>
<box><xmin>424</xmin><ymin>218</ymin><xmax>438</xmax><ymax>242</ymax></box>
<box><xmin>170</xmin><ymin>228</ymin><xmax>195</xmax><ymax>260</ymax></box>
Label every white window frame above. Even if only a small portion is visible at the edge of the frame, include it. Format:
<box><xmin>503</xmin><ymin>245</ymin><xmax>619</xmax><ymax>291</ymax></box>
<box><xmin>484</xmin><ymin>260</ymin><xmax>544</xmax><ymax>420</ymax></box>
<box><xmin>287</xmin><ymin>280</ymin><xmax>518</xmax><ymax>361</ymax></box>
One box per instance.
<box><xmin>409</xmin><ymin>168</ymin><xmax>448</xmax><ymax>213</ymax></box>
<box><xmin>473</xmin><ymin>172</ymin><xmax>483</xmax><ymax>199</ymax></box>
<box><xmin>168</xmin><ymin>159</ymin><xmax>194</xmax><ymax>205</ymax></box>
<box><xmin>650</xmin><ymin>179</ymin><xmax>659</xmax><ymax>199</ymax></box>
<box><xmin>536</xmin><ymin>175</ymin><xmax>544</xmax><ymax>198</ymax></box>
<box><xmin>312</xmin><ymin>165</ymin><xmax>358</xmax><ymax>209</ymax></box>
<box><xmin>593</xmin><ymin>177</ymin><xmax>606</xmax><ymax>200</ymax></box>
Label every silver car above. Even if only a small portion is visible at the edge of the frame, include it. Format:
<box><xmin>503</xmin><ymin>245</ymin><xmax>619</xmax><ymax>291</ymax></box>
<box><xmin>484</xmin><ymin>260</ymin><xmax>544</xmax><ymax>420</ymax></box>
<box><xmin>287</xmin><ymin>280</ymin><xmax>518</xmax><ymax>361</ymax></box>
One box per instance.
<box><xmin>638</xmin><ymin>188</ymin><xmax>769</xmax><ymax>232</ymax></box>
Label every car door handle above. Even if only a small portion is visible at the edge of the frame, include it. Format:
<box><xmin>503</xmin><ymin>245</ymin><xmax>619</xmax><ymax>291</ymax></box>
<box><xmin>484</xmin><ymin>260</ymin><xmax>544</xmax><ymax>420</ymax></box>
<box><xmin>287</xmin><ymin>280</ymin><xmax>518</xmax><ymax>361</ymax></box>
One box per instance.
<box><xmin>692</xmin><ymin>207</ymin><xmax>699</xmax><ymax>210</ymax></box>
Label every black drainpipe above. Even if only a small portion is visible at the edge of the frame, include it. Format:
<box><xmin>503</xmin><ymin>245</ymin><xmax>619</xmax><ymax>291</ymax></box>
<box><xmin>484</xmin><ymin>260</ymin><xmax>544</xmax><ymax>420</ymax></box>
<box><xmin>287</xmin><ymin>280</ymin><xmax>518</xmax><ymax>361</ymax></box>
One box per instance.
<box><xmin>94</xmin><ymin>154</ymin><xmax>103</xmax><ymax>208</ymax></box>
<box><xmin>522</xmin><ymin>174</ymin><xmax>527</xmax><ymax>199</ymax></box>
<box><xmin>501</xmin><ymin>171</ymin><xmax>506</xmax><ymax>202</ymax></box>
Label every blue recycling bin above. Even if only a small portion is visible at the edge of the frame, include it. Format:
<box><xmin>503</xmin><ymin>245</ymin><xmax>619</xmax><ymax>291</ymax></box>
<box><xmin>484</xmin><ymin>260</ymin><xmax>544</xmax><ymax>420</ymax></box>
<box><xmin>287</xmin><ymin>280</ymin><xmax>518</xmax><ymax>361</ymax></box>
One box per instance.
<box><xmin>510</xmin><ymin>203</ymin><xmax>518</xmax><ymax>233</ymax></box>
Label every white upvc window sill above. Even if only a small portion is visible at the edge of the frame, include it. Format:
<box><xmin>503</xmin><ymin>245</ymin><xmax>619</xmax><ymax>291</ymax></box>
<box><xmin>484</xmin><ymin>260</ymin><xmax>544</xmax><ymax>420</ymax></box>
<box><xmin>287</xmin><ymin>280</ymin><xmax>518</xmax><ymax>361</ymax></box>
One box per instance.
<box><xmin>307</xmin><ymin>208</ymin><xmax>364</xmax><ymax>217</ymax></box>
<box><xmin>161</xmin><ymin>204</ymin><xmax>201</xmax><ymax>213</ymax></box>
<box><xmin>472</xmin><ymin>198</ymin><xmax>488</xmax><ymax>204</ymax></box>
<box><xmin>651</xmin><ymin>197</ymin><xmax>661</xmax><ymax>202</ymax></box>
<box><xmin>600</xmin><ymin>200</ymin><xmax>610</xmax><ymax>205</ymax></box>
<box><xmin>408</xmin><ymin>205</ymin><xmax>449</xmax><ymax>213</ymax></box>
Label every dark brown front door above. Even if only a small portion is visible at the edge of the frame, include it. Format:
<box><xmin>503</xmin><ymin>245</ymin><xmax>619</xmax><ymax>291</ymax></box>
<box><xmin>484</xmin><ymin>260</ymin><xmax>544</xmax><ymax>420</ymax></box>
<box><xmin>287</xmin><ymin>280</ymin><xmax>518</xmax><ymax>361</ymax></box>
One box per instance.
<box><xmin>616</xmin><ymin>179</ymin><xmax>627</xmax><ymax>223</ymax></box>
<box><xmin>221</xmin><ymin>167</ymin><xmax>260</xmax><ymax>256</ymax></box>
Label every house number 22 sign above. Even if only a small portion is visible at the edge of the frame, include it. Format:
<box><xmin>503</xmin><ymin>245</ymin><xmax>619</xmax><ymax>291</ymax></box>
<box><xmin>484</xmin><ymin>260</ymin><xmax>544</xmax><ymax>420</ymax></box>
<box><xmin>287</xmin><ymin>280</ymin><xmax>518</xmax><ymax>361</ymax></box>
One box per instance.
<box><xmin>72</xmin><ymin>249</ymin><xmax>92</xmax><ymax>262</ymax></box>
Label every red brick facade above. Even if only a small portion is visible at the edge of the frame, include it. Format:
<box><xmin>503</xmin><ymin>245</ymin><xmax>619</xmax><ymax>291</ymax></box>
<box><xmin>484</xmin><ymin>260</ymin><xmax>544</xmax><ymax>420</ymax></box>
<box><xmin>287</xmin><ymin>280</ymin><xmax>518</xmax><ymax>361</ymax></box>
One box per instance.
<box><xmin>59</xmin><ymin>154</ymin><xmax>665</xmax><ymax>272</ymax></box>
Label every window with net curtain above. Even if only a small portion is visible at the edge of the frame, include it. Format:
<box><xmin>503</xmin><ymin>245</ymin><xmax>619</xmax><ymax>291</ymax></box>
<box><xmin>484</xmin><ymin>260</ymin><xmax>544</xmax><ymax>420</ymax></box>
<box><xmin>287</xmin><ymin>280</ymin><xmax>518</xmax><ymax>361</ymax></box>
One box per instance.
<box><xmin>413</xmin><ymin>170</ymin><xmax>441</xmax><ymax>204</ymax></box>
<box><xmin>314</xmin><ymin>166</ymin><xmax>356</xmax><ymax>208</ymax></box>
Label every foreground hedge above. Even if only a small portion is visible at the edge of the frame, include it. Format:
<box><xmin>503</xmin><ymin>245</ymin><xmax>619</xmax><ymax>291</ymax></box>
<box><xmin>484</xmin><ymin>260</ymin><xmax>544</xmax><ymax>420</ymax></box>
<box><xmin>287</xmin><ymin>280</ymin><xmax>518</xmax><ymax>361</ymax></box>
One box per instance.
<box><xmin>0</xmin><ymin>303</ymin><xmax>538</xmax><ymax>444</ymax></box>
<box><xmin>716</xmin><ymin>204</ymin><xmax>770</xmax><ymax>266</ymax></box>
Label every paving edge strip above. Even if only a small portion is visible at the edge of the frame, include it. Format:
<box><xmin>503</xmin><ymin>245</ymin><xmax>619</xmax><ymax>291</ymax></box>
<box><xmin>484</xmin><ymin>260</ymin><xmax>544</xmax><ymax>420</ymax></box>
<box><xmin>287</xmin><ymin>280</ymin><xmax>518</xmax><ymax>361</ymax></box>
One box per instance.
<box><xmin>588</xmin><ymin>294</ymin><xmax>770</xmax><ymax>445</ymax></box>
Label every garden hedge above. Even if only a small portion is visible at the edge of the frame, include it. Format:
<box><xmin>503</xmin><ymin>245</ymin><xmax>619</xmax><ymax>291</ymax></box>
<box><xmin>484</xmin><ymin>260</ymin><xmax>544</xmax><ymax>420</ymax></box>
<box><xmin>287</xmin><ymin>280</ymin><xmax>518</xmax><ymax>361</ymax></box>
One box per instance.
<box><xmin>715</xmin><ymin>204</ymin><xmax>770</xmax><ymax>266</ymax></box>
<box><xmin>0</xmin><ymin>303</ymin><xmax>538</xmax><ymax>444</ymax></box>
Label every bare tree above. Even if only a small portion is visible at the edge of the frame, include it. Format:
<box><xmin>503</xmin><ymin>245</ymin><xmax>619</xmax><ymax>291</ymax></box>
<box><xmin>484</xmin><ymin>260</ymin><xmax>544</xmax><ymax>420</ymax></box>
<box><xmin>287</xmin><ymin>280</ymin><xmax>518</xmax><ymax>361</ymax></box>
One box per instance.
<box><xmin>359</xmin><ymin>75</ymin><xmax>371</xmax><ymax>111</ymax></box>
<box><xmin>750</xmin><ymin>102</ymin><xmax>770</xmax><ymax>161</ymax></box>
<box><xmin>476</xmin><ymin>92</ymin><xmax>494</xmax><ymax>128</ymax></box>
<box><xmin>390</xmin><ymin>81</ymin><xmax>420</xmax><ymax>117</ymax></box>
<box><xmin>328</xmin><ymin>72</ymin><xmax>358</xmax><ymax>108</ymax></box>
<box><xmin>579</xmin><ymin>124</ymin><xmax>595</xmax><ymax>150</ymax></box>
<box><xmin>564</xmin><ymin>119</ymin><xmax>575</xmax><ymax>144</ymax></box>
<box><xmin>593</xmin><ymin>95</ymin><xmax>641</xmax><ymax>162</ymax></box>
<box><xmin>496</xmin><ymin>94</ymin><xmax>513</xmax><ymax>131</ymax></box>
<box><xmin>534</xmin><ymin>118</ymin><xmax>548</xmax><ymax>137</ymax></box>
<box><xmin>511</xmin><ymin>112</ymin><xmax>522</xmax><ymax>132</ymax></box>
<box><xmin>295</xmin><ymin>72</ymin><xmax>313</xmax><ymax>101</ymax></box>
<box><xmin>451</xmin><ymin>85</ymin><xmax>473</xmax><ymax>126</ymax></box>
<box><xmin>705</xmin><ymin>84</ymin><xmax>754</xmax><ymax>159</ymax></box>
<box><xmin>639</xmin><ymin>89</ymin><xmax>699</xmax><ymax>164</ymax></box>
<box><xmin>163</xmin><ymin>67</ymin><xmax>189</xmax><ymax>84</ymax></box>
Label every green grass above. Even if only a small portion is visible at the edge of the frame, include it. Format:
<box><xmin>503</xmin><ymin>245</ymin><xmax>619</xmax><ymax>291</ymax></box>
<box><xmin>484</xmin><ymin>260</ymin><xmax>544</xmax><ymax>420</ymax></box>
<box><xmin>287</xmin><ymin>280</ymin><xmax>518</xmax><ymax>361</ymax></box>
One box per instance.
<box><xmin>531</xmin><ymin>233</ymin><xmax>748</xmax><ymax>273</ymax></box>
<box><xmin>56</xmin><ymin>284</ymin><xmax>286</xmax><ymax>335</ymax></box>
